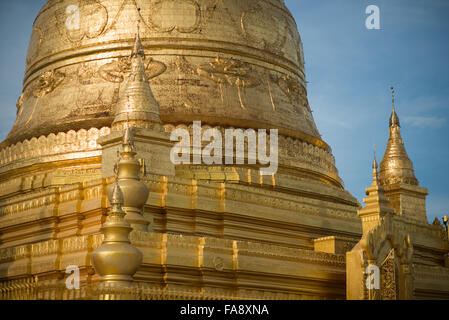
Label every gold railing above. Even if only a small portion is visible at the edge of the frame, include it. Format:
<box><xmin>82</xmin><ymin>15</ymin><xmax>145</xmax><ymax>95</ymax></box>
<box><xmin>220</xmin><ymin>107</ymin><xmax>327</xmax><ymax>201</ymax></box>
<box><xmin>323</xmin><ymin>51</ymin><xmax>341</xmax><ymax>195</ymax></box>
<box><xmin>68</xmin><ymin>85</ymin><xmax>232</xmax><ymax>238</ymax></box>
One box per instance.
<box><xmin>0</xmin><ymin>277</ymin><xmax>237</xmax><ymax>300</ymax></box>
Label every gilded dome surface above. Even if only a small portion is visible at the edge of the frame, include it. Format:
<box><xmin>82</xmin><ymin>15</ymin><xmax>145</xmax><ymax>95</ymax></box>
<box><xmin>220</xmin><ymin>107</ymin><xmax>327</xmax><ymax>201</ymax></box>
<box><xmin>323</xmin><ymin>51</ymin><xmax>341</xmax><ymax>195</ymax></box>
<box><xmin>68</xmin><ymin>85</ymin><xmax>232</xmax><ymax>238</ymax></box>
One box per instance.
<box><xmin>3</xmin><ymin>0</ymin><xmax>322</xmax><ymax>148</ymax></box>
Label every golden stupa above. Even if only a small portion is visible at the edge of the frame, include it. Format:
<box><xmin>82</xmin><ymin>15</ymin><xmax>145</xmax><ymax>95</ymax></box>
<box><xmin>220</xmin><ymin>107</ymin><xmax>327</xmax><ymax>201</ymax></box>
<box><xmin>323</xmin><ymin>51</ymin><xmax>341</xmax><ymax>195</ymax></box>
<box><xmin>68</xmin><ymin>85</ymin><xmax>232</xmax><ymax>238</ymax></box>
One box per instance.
<box><xmin>0</xmin><ymin>0</ymin><xmax>448</xmax><ymax>300</ymax></box>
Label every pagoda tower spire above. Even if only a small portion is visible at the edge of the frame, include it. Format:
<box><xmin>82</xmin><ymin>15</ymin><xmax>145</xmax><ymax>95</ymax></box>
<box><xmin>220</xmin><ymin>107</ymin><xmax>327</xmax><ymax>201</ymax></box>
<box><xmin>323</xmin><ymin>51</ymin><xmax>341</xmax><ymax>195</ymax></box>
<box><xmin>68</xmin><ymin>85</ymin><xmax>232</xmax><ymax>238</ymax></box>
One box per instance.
<box><xmin>358</xmin><ymin>152</ymin><xmax>395</xmax><ymax>233</ymax></box>
<box><xmin>379</xmin><ymin>87</ymin><xmax>418</xmax><ymax>186</ymax></box>
<box><xmin>99</xmin><ymin>10</ymin><xmax>175</xmax><ymax>182</ymax></box>
<box><xmin>372</xmin><ymin>150</ymin><xmax>379</xmax><ymax>186</ymax></box>
<box><xmin>377</xmin><ymin>86</ymin><xmax>429</xmax><ymax>222</ymax></box>
<box><xmin>112</xmin><ymin>8</ymin><xmax>161</xmax><ymax>130</ymax></box>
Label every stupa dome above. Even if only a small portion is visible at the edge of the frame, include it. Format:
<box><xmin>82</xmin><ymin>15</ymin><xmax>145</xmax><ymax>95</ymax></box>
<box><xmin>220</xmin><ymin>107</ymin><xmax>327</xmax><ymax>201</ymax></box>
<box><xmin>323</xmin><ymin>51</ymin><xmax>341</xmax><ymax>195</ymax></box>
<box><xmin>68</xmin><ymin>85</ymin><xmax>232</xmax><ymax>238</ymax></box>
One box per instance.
<box><xmin>0</xmin><ymin>0</ymin><xmax>346</xmax><ymax>189</ymax></box>
<box><xmin>3</xmin><ymin>0</ymin><xmax>321</xmax><ymax>147</ymax></box>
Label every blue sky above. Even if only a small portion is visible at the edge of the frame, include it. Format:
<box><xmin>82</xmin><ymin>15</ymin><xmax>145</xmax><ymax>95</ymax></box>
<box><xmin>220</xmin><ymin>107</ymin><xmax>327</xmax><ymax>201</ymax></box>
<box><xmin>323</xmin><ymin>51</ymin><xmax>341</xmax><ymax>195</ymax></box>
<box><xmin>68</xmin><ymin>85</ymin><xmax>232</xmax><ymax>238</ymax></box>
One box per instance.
<box><xmin>0</xmin><ymin>1</ymin><xmax>448</xmax><ymax>223</ymax></box>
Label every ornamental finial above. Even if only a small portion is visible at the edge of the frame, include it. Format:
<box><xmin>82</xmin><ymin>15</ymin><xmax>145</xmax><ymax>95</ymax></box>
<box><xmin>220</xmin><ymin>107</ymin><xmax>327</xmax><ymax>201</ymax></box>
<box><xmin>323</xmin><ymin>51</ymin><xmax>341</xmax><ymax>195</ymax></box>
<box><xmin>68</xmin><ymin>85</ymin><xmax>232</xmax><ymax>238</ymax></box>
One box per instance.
<box><xmin>131</xmin><ymin>8</ymin><xmax>145</xmax><ymax>58</ymax></box>
<box><xmin>137</xmin><ymin>7</ymin><xmax>141</xmax><ymax>37</ymax></box>
<box><xmin>112</xmin><ymin>8</ymin><xmax>161</xmax><ymax>129</ymax></box>
<box><xmin>391</xmin><ymin>86</ymin><xmax>395</xmax><ymax>111</ymax></box>
<box><xmin>90</xmin><ymin>147</ymin><xmax>142</xmax><ymax>291</ymax></box>
<box><xmin>373</xmin><ymin>144</ymin><xmax>377</xmax><ymax>168</ymax></box>
<box><xmin>122</xmin><ymin>122</ymin><xmax>135</xmax><ymax>153</ymax></box>
<box><xmin>389</xmin><ymin>86</ymin><xmax>400</xmax><ymax>128</ymax></box>
<box><xmin>372</xmin><ymin>146</ymin><xmax>379</xmax><ymax>186</ymax></box>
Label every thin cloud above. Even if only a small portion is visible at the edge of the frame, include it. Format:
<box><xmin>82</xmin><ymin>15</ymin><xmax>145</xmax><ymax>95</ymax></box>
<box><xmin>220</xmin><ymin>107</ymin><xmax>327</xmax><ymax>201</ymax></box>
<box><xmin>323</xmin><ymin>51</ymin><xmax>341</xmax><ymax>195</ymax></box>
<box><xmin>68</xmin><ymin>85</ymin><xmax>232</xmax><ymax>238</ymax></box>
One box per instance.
<box><xmin>403</xmin><ymin>116</ymin><xmax>447</xmax><ymax>128</ymax></box>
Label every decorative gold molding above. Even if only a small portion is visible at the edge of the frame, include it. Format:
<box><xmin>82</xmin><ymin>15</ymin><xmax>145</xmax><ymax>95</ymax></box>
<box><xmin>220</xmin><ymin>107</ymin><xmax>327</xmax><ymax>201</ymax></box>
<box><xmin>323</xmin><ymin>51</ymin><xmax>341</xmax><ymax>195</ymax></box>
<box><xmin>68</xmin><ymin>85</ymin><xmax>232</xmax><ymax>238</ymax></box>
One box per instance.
<box><xmin>0</xmin><ymin>127</ymin><xmax>111</xmax><ymax>168</ymax></box>
<box><xmin>0</xmin><ymin>277</ymin><xmax>327</xmax><ymax>300</ymax></box>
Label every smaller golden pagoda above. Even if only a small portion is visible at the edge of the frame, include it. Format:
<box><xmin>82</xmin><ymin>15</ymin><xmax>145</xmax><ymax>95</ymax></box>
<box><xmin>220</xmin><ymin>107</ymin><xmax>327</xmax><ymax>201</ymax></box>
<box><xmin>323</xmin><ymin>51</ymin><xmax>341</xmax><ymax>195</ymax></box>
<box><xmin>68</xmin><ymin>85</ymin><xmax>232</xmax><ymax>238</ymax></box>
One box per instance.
<box><xmin>113</xmin><ymin>11</ymin><xmax>161</xmax><ymax>129</ymax></box>
<box><xmin>378</xmin><ymin>88</ymin><xmax>428</xmax><ymax>223</ymax></box>
<box><xmin>346</xmin><ymin>89</ymin><xmax>449</xmax><ymax>300</ymax></box>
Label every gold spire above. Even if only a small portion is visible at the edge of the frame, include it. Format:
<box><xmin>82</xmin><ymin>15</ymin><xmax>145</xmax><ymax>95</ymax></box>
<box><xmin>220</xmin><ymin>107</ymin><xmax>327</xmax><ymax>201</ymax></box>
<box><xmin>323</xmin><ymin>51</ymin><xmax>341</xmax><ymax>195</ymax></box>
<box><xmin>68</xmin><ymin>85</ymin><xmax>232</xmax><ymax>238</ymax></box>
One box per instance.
<box><xmin>122</xmin><ymin>126</ymin><xmax>135</xmax><ymax>152</ymax></box>
<box><xmin>372</xmin><ymin>150</ymin><xmax>379</xmax><ymax>186</ymax></box>
<box><xmin>358</xmin><ymin>152</ymin><xmax>396</xmax><ymax>233</ymax></box>
<box><xmin>112</xmin><ymin>9</ymin><xmax>161</xmax><ymax>129</ymax></box>
<box><xmin>91</xmin><ymin>157</ymin><xmax>143</xmax><ymax>290</ymax></box>
<box><xmin>131</xmin><ymin>8</ymin><xmax>145</xmax><ymax>59</ymax></box>
<box><xmin>115</xmin><ymin>125</ymin><xmax>150</xmax><ymax>231</ymax></box>
<box><xmin>122</xmin><ymin>112</ymin><xmax>135</xmax><ymax>153</ymax></box>
<box><xmin>389</xmin><ymin>86</ymin><xmax>400</xmax><ymax>128</ymax></box>
<box><xmin>379</xmin><ymin>87</ymin><xmax>418</xmax><ymax>186</ymax></box>
<box><xmin>110</xmin><ymin>170</ymin><xmax>125</xmax><ymax>210</ymax></box>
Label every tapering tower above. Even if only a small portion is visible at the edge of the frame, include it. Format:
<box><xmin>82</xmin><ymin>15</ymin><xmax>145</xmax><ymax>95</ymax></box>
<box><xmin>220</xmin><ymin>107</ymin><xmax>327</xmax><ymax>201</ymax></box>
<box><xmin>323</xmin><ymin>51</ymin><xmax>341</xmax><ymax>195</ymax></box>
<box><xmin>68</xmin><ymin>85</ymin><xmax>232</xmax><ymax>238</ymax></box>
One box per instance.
<box><xmin>112</xmin><ymin>9</ymin><xmax>161</xmax><ymax>129</ymax></box>
<box><xmin>358</xmin><ymin>153</ymin><xmax>395</xmax><ymax>233</ymax></box>
<box><xmin>379</xmin><ymin>87</ymin><xmax>418</xmax><ymax>187</ymax></box>
<box><xmin>379</xmin><ymin>87</ymin><xmax>429</xmax><ymax>223</ymax></box>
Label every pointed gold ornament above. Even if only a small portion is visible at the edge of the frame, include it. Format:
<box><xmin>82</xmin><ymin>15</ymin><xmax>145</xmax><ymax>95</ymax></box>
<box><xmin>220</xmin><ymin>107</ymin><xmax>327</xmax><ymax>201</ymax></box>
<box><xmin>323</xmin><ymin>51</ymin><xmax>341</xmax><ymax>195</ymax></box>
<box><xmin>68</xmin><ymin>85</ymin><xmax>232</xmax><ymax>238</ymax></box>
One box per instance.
<box><xmin>115</xmin><ymin>125</ymin><xmax>150</xmax><ymax>231</ymax></box>
<box><xmin>379</xmin><ymin>87</ymin><xmax>418</xmax><ymax>186</ymax></box>
<box><xmin>91</xmin><ymin>162</ymin><xmax>143</xmax><ymax>288</ymax></box>
<box><xmin>112</xmin><ymin>9</ymin><xmax>161</xmax><ymax>129</ymax></box>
